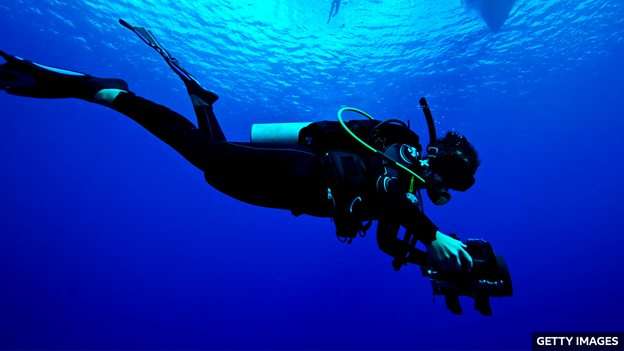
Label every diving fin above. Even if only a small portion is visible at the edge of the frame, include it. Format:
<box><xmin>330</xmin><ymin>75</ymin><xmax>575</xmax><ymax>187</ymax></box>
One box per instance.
<box><xmin>119</xmin><ymin>19</ymin><xmax>222</xmax><ymax>137</ymax></box>
<box><xmin>118</xmin><ymin>19</ymin><xmax>218</xmax><ymax>104</ymax></box>
<box><xmin>0</xmin><ymin>50</ymin><xmax>127</xmax><ymax>100</ymax></box>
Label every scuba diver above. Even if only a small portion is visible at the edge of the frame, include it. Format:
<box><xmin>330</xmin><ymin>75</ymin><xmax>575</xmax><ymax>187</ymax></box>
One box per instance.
<box><xmin>0</xmin><ymin>20</ymin><xmax>511</xmax><ymax>314</ymax></box>
<box><xmin>327</xmin><ymin>0</ymin><xmax>341</xmax><ymax>23</ymax></box>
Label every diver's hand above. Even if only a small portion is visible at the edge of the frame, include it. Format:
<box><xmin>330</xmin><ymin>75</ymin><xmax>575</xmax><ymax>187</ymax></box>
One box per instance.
<box><xmin>426</xmin><ymin>231</ymin><xmax>473</xmax><ymax>272</ymax></box>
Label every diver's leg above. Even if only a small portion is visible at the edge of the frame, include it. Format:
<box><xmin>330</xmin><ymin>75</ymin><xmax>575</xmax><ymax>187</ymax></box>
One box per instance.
<box><xmin>0</xmin><ymin>51</ymin><xmax>211</xmax><ymax>169</ymax></box>
<box><xmin>111</xmin><ymin>92</ymin><xmax>328</xmax><ymax>211</ymax></box>
<box><xmin>111</xmin><ymin>94</ymin><xmax>328</xmax><ymax>211</ymax></box>
<box><xmin>109</xmin><ymin>91</ymin><xmax>327</xmax><ymax>212</ymax></box>
<box><xmin>0</xmin><ymin>51</ymin><xmax>327</xmax><ymax>213</ymax></box>
<box><xmin>106</xmin><ymin>90</ymin><xmax>210</xmax><ymax>169</ymax></box>
<box><xmin>119</xmin><ymin>19</ymin><xmax>225</xmax><ymax>141</ymax></box>
<box><xmin>327</xmin><ymin>1</ymin><xmax>336</xmax><ymax>22</ymax></box>
<box><xmin>184</xmin><ymin>81</ymin><xmax>225</xmax><ymax>142</ymax></box>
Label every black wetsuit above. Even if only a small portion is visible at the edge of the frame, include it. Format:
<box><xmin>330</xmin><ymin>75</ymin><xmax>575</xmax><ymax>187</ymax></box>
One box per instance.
<box><xmin>109</xmin><ymin>91</ymin><xmax>437</xmax><ymax>257</ymax></box>
<box><xmin>0</xmin><ymin>47</ymin><xmax>437</xmax><ymax>263</ymax></box>
<box><xmin>111</xmin><ymin>91</ymin><xmax>328</xmax><ymax>215</ymax></box>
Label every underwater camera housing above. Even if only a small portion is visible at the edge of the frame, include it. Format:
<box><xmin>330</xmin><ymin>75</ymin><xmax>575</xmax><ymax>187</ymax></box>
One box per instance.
<box><xmin>422</xmin><ymin>239</ymin><xmax>512</xmax><ymax>316</ymax></box>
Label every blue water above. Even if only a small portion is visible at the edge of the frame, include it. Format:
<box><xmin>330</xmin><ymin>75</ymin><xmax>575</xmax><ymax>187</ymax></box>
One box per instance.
<box><xmin>1</xmin><ymin>0</ymin><xmax>623</xmax><ymax>349</ymax></box>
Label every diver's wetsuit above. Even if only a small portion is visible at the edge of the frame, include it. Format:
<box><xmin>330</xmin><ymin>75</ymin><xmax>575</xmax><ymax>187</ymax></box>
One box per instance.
<box><xmin>110</xmin><ymin>91</ymin><xmax>328</xmax><ymax>215</ymax></box>
<box><xmin>110</xmin><ymin>91</ymin><xmax>438</xmax><ymax>250</ymax></box>
<box><xmin>0</xmin><ymin>48</ymin><xmax>438</xmax><ymax>262</ymax></box>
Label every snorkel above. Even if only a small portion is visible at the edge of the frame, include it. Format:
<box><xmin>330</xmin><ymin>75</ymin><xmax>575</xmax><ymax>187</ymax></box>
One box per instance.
<box><xmin>419</xmin><ymin>97</ymin><xmax>437</xmax><ymax>147</ymax></box>
<box><xmin>418</xmin><ymin>98</ymin><xmax>452</xmax><ymax>205</ymax></box>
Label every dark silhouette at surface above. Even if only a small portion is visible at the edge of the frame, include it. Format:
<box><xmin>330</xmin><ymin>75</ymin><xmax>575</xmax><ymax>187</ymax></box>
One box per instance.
<box><xmin>464</xmin><ymin>0</ymin><xmax>516</xmax><ymax>31</ymax></box>
<box><xmin>327</xmin><ymin>0</ymin><xmax>341</xmax><ymax>23</ymax></box>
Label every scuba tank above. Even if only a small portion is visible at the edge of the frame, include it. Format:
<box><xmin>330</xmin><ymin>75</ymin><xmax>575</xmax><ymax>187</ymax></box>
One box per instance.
<box><xmin>247</xmin><ymin>102</ymin><xmax>438</xmax><ymax>243</ymax></box>
<box><xmin>250</xmin><ymin>122</ymin><xmax>312</xmax><ymax>145</ymax></box>
<box><xmin>249</xmin><ymin>100</ymin><xmax>448</xmax><ymax>205</ymax></box>
<box><xmin>250</xmin><ymin>118</ymin><xmax>422</xmax><ymax>155</ymax></box>
<box><xmin>249</xmin><ymin>119</ymin><xmax>402</xmax><ymax>151</ymax></box>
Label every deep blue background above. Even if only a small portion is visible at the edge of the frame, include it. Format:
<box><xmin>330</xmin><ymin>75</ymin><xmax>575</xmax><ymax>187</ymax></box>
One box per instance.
<box><xmin>0</xmin><ymin>0</ymin><xmax>623</xmax><ymax>350</ymax></box>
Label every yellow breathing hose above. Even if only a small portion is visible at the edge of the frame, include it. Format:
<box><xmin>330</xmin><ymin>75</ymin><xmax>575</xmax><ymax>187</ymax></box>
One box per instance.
<box><xmin>336</xmin><ymin>107</ymin><xmax>427</xmax><ymax>186</ymax></box>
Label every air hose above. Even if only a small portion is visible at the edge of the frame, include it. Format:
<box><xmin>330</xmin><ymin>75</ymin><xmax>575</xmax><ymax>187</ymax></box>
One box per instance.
<box><xmin>336</xmin><ymin>107</ymin><xmax>427</xmax><ymax>185</ymax></box>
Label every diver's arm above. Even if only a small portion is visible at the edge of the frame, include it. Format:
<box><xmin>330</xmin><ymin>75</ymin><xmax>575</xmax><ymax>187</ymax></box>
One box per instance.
<box><xmin>376</xmin><ymin>219</ymin><xmax>430</xmax><ymax>268</ymax></box>
<box><xmin>397</xmin><ymin>196</ymin><xmax>473</xmax><ymax>271</ymax></box>
<box><xmin>400</xmin><ymin>198</ymin><xmax>438</xmax><ymax>244</ymax></box>
<box><xmin>375</xmin><ymin>143</ymin><xmax>471</xmax><ymax>270</ymax></box>
<box><xmin>380</xmin><ymin>193</ymin><xmax>472</xmax><ymax>271</ymax></box>
<box><xmin>376</xmin><ymin>221</ymin><xmax>406</xmax><ymax>258</ymax></box>
<box><xmin>378</xmin><ymin>190</ymin><xmax>437</xmax><ymax>244</ymax></box>
<box><xmin>375</xmin><ymin>144</ymin><xmax>438</xmax><ymax>243</ymax></box>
